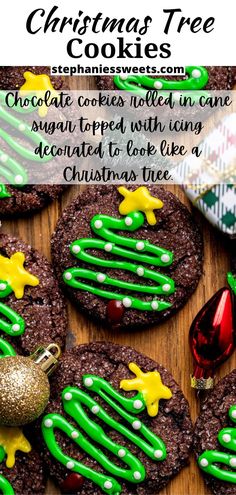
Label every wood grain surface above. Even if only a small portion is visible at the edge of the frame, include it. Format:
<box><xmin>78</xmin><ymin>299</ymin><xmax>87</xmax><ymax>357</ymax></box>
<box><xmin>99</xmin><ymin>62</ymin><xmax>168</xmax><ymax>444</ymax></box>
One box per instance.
<box><xmin>2</xmin><ymin>76</ymin><xmax>235</xmax><ymax>495</ymax></box>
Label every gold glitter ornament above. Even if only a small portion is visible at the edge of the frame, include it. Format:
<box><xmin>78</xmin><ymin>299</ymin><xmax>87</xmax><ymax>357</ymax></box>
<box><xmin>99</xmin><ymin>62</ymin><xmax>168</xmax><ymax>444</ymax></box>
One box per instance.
<box><xmin>0</xmin><ymin>344</ymin><xmax>61</xmax><ymax>426</ymax></box>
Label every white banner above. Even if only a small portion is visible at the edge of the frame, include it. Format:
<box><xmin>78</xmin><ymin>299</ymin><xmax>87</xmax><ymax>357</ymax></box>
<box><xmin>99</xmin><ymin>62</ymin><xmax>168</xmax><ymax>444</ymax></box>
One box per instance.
<box><xmin>0</xmin><ymin>0</ymin><xmax>234</xmax><ymax>67</ymax></box>
<box><xmin>0</xmin><ymin>89</ymin><xmax>235</xmax><ymax>185</ymax></box>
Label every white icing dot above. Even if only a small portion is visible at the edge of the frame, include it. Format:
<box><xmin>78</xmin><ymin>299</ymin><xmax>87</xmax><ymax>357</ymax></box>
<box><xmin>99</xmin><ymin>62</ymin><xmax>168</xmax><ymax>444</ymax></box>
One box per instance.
<box><xmin>118</xmin><ymin>449</ymin><xmax>126</xmax><ymax>458</ymax></box>
<box><xmin>162</xmin><ymin>283</ymin><xmax>171</xmax><ymax>292</ymax></box>
<box><xmin>64</xmin><ymin>392</ymin><xmax>72</xmax><ymax>401</ymax></box>
<box><xmin>132</xmin><ymin>420</ymin><xmax>141</xmax><ymax>430</ymax></box>
<box><xmin>191</xmin><ymin>69</ymin><xmax>201</xmax><ymax>79</ymax></box>
<box><xmin>0</xmin><ymin>283</ymin><xmax>7</xmax><ymax>291</ymax></box>
<box><xmin>120</xmin><ymin>75</ymin><xmax>128</xmax><ymax>81</ymax></box>
<box><xmin>66</xmin><ymin>461</ymin><xmax>75</xmax><ymax>470</ymax></box>
<box><xmin>154</xmin><ymin>450</ymin><xmax>163</xmax><ymax>459</ymax></box>
<box><xmin>104</xmin><ymin>243</ymin><xmax>113</xmax><ymax>252</ymax></box>
<box><xmin>222</xmin><ymin>433</ymin><xmax>231</xmax><ymax>443</ymax></box>
<box><xmin>15</xmin><ymin>175</ymin><xmax>24</xmax><ymax>184</ymax></box>
<box><xmin>44</xmin><ymin>419</ymin><xmax>53</xmax><ymax>428</ymax></box>
<box><xmin>231</xmin><ymin>409</ymin><xmax>236</xmax><ymax>419</ymax></box>
<box><xmin>72</xmin><ymin>245</ymin><xmax>81</xmax><ymax>254</ymax></box>
<box><xmin>84</xmin><ymin>377</ymin><xmax>93</xmax><ymax>387</ymax></box>
<box><xmin>64</xmin><ymin>272</ymin><xmax>72</xmax><ymax>281</ymax></box>
<box><xmin>161</xmin><ymin>254</ymin><xmax>170</xmax><ymax>263</ymax></box>
<box><xmin>136</xmin><ymin>241</ymin><xmax>145</xmax><ymax>251</ymax></box>
<box><xmin>97</xmin><ymin>273</ymin><xmax>106</xmax><ymax>283</ymax></box>
<box><xmin>12</xmin><ymin>324</ymin><xmax>20</xmax><ymax>332</ymax></box>
<box><xmin>94</xmin><ymin>219</ymin><xmax>103</xmax><ymax>229</ymax></box>
<box><xmin>154</xmin><ymin>81</ymin><xmax>163</xmax><ymax>89</ymax></box>
<box><xmin>125</xmin><ymin>216</ymin><xmax>133</xmax><ymax>226</ymax></box>
<box><xmin>133</xmin><ymin>399</ymin><xmax>143</xmax><ymax>410</ymax></box>
<box><xmin>230</xmin><ymin>457</ymin><xmax>236</xmax><ymax>467</ymax></box>
<box><xmin>200</xmin><ymin>458</ymin><xmax>209</xmax><ymax>467</ymax></box>
<box><xmin>133</xmin><ymin>471</ymin><xmax>142</xmax><ymax>480</ymax></box>
<box><xmin>136</xmin><ymin>266</ymin><xmax>144</xmax><ymax>276</ymax></box>
<box><xmin>122</xmin><ymin>297</ymin><xmax>132</xmax><ymax>308</ymax></box>
<box><xmin>91</xmin><ymin>405</ymin><xmax>100</xmax><ymax>414</ymax></box>
<box><xmin>18</xmin><ymin>123</ymin><xmax>26</xmax><ymax>132</ymax></box>
<box><xmin>104</xmin><ymin>481</ymin><xmax>113</xmax><ymax>489</ymax></box>
<box><xmin>0</xmin><ymin>154</ymin><xmax>8</xmax><ymax>163</ymax></box>
<box><xmin>151</xmin><ymin>301</ymin><xmax>159</xmax><ymax>310</ymax></box>
<box><xmin>71</xmin><ymin>431</ymin><xmax>79</xmax><ymax>439</ymax></box>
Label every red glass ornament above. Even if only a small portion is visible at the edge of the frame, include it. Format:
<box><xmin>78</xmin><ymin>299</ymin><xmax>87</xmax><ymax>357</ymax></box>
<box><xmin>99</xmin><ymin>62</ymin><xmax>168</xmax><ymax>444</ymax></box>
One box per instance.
<box><xmin>107</xmin><ymin>300</ymin><xmax>124</xmax><ymax>324</ymax></box>
<box><xmin>60</xmin><ymin>473</ymin><xmax>84</xmax><ymax>493</ymax></box>
<box><xmin>189</xmin><ymin>288</ymin><xmax>235</xmax><ymax>388</ymax></box>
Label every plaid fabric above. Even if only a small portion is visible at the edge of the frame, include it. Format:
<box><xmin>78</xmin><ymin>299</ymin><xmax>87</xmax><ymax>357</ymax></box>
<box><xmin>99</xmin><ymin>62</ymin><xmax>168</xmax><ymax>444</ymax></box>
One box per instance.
<box><xmin>174</xmin><ymin>114</ymin><xmax>236</xmax><ymax>238</ymax></box>
<box><xmin>185</xmin><ymin>184</ymin><xmax>236</xmax><ymax>237</ymax></box>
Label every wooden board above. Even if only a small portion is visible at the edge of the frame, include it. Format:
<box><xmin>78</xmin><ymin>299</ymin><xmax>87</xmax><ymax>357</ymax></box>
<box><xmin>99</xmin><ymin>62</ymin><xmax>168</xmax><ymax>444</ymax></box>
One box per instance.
<box><xmin>2</xmin><ymin>75</ymin><xmax>235</xmax><ymax>495</ymax></box>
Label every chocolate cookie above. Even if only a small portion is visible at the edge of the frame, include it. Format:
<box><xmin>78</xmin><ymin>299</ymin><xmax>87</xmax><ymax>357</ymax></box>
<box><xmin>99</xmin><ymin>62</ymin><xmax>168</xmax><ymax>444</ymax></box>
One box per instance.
<box><xmin>40</xmin><ymin>342</ymin><xmax>193</xmax><ymax>494</ymax></box>
<box><xmin>51</xmin><ymin>185</ymin><xmax>203</xmax><ymax>330</ymax></box>
<box><xmin>0</xmin><ymin>185</ymin><xmax>65</xmax><ymax>217</ymax></box>
<box><xmin>0</xmin><ymin>233</ymin><xmax>67</xmax><ymax>355</ymax></box>
<box><xmin>0</xmin><ymin>66</ymin><xmax>68</xmax><ymax>216</ymax></box>
<box><xmin>96</xmin><ymin>66</ymin><xmax>236</xmax><ymax>92</ymax></box>
<box><xmin>0</xmin><ymin>445</ymin><xmax>46</xmax><ymax>495</ymax></box>
<box><xmin>194</xmin><ymin>370</ymin><xmax>236</xmax><ymax>495</ymax></box>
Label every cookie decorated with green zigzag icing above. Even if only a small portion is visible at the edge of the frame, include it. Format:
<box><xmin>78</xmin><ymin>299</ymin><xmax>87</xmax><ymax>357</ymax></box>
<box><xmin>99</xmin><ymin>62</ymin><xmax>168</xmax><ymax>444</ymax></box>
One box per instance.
<box><xmin>51</xmin><ymin>185</ymin><xmax>203</xmax><ymax>330</ymax></box>
<box><xmin>0</xmin><ymin>233</ymin><xmax>67</xmax><ymax>356</ymax></box>
<box><xmin>39</xmin><ymin>342</ymin><xmax>193</xmax><ymax>494</ymax></box>
<box><xmin>96</xmin><ymin>66</ymin><xmax>236</xmax><ymax>92</ymax></box>
<box><xmin>195</xmin><ymin>370</ymin><xmax>236</xmax><ymax>495</ymax></box>
<box><xmin>0</xmin><ymin>66</ymin><xmax>67</xmax><ymax>217</ymax></box>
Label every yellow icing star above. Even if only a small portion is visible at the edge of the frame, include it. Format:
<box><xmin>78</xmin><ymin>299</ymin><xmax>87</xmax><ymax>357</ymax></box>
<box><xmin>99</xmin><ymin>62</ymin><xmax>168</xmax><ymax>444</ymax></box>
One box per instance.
<box><xmin>0</xmin><ymin>252</ymin><xmax>39</xmax><ymax>299</ymax></box>
<box><xmin>120</xmin><ymin>363</ymin><xmax>172</xmax><ymax>417</ymax></box>
<box><xmin>118</xmin><ymin>186</ymin><xmax>163</xmax><ymax>225</ymax></box>
<box><xmin>20</xmin><ymin>71</ymin><xmax>58</xmax><ymax>117</ymax></box>
<box><xmin>0</xmin><ymin>427</ymin><xmax>31</xmax><ymax>468</ymax></box>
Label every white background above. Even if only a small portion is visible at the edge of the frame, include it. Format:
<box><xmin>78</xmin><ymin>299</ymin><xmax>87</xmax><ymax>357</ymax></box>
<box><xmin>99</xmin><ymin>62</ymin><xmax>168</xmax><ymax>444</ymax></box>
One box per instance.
<box><xmin>0</xmin><ymin>0</ymin><xmax>234</xmax><ymax>67</ymax></box>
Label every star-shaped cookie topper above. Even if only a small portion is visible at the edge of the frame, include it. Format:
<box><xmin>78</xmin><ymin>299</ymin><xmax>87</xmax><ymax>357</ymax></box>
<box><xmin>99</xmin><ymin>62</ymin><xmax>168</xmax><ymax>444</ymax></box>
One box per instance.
<box><xmin>20</xmin><ymin>71</ymin><xmax>58</xmax><ymax>117</ymax></box>
<box><xmin>118</xmin><ymin>186</ymin><xmax>163</xmax><ymax>226</ymax></box>
<box><xmin>0</xmin><ymin>427</ymin><xmax>31</xmax><ymax>468</ymax></box>
<box><xmin>0</xmin><ymin>252</ymin><xmax>39</xmax><ymax>299</ymax></box>
<box><xmin>120</xmin><ymin>362</ymin><xmax>172</xmax><ymax>417</ymax></box>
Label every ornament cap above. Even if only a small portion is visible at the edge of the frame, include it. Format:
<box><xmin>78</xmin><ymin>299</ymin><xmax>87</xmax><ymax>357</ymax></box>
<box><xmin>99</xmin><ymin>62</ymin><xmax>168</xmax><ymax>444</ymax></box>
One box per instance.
<box><xmin>30</xmin><ymin>343</ymin><xmax>61</xmax><ymax>376</ymax></box>
<box><xmin>190</xmin><ymin>375</ymin><xmax>214</xmax><ymax>390</ymax></box>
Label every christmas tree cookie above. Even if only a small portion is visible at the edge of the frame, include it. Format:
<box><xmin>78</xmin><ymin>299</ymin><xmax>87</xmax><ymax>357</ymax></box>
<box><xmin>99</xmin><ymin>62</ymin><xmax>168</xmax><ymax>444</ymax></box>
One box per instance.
<box><xmin>96</xmin><ymin>66</ymin><xmax>236</xmax><ymax>93</ymax></box>
<box><xmin>0</xmin><ymin>233</ymin><xmax>67</xmax><ymax>354</ymax></box>
<box><xmin>0</xmin><ymin>66</ymin><xmax>67</xmax><ymax>217</ymax></box>
<box><xmin>52</xmin><ymin>185</ymin><xmax>203</xmax><ymax>329</ymax></box>
<box><xmin>195</xmin><ymin>369</ymin><xmax>236</xmax><ymax>495</ymax></box>
<box><xmin>39</xmin><ymin>342</ymin><xmax>193</xmax><ymax>494</ymax></box>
